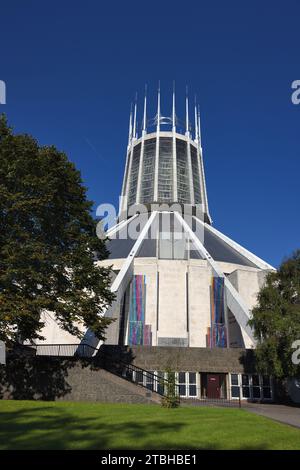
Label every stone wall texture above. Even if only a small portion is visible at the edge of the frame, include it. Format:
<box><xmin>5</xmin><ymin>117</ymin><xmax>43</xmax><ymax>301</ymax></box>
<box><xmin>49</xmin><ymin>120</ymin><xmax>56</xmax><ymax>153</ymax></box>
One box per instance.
<box><xmin>0</xmin><ymin>346</ymin><xmax>257</xmax><ymax>403</ymax></box>
<box><xmin>101</xmin><ymin>345</ymin><xmax>257</xmax><ymax>374</ymax></box>
<box><xmin>0</xmin><ymin>353</ymin><xmax>159</xmax><ymax>404</ymax></box>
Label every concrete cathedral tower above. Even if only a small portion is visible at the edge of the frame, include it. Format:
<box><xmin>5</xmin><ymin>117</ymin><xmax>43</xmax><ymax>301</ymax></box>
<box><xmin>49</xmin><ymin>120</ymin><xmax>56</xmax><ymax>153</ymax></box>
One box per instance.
<box><xmin>97</xmin><ymin>85</ymin><xmax>275</xmax><ymax>351</ymax></box>
<box><xmin>43</xmin><ymin>85</ymin><xmax>274</xmax><ymax>348</ymax></box>
<box><xmin>39</xmin><ymin>85</ymin><xmax>275</xmax><ymax>401</ymax></box>
<box><xmin>119</xmin><ymin>84</ymin><xmax>211</xmax><ymax>223</ymax></box>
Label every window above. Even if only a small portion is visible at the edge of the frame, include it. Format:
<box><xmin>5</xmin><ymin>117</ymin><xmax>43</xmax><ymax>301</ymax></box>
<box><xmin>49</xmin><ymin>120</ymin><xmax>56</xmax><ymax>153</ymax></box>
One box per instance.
<box><xmin>231</xmin><ymin>374</ymin><xmax>239</xmax><ymax>385</ymax></box>
<box><xmin>135</xmin><ymin>370</ymin><xmax>144</xmax><ymax>386</ymax></box>
<box><xmin>176</xmin><ymin>372</ymin><xmax>198</xmax><ymax>398</ymax></box>
<box><xmin>176</xmin><ymin>139</ymin><xmax>190</xmax><ymax>204</ymax></box>
<box><xmin>262</xmin><ymin>375</ymin><xmax>270</xmax><ymax>386</ymax></box>
<box><xmin>191</xmin><ymin>145</ymin><xmax>201</xmax><ymax>204</ymax></box>
<box><xmin>188</xmin><ymin>372</ymin><xmax>197</xmax><ymax>397</ymax></box>
<box><xmin>158</xmin><ymin>138</ymin><xmax>173</xmax><ymax>202</ymax></box>
<box><xmin>252</xmin><ymin>375</ymin><xmax>259</xmax><ymax>386</ymax></box>
<box><xmin>158</xmin><ymin>213</ymin><xmax>187</xmax><ymax>260</ymax></box>
<box><xmin>252</xmin><ymin>375</ymin><xmax>261</xmax><ymax>399</ymax></box>
<box><xmin>146</xmin><ymin>371</ymin><xmax>154</xmax><ymax>391</ymax></box>
<box><xmin>156</xmin><ymin>371</ymin><xmax>165</xmax><ymax>395</ymax></box>
<box><xmin>230</xmin><ymin>374</ymin><xmax>240</xmax><ymax>398</ymax></box>
<box><xmin>242</xmin><ymin>374</ymin><xmax>250</xmax><ymax>398</ymax></box>
<box><xmin>178</xmin><ymin>372</ymin><xmax>187</xmax><ymax>397</ymax></box>
<box><xmin>140</xmin><ymin>139</ymin><xmax>155</xmax><ymax>203</ymax></box>
<box><xmin>128</xmin><ymin>143</ymin><xmax>141</xmax><ymax>206</ymax></box>
<box><xmin>262</xmin><ymin>376</ymin><xmax>272</xmax><ymax>399</ymax></box>
<box><xmin>178</xmin><ymin>372</ymin><xmax>185</xmax><ymax>382</ymax></box>
<box><xmin>231</xmin><ymin>386</ymin><xmax>240</xmax><ymax>398</ymax></box>
<box><xmin>252</xmin><ymin>387</ymin><xmax>261</xmax><ymax>398</ymax></box>
<box><xmin>230</xmin><ymin>373</ymin><xmax>272</xmax><ymax>400</ymax></box>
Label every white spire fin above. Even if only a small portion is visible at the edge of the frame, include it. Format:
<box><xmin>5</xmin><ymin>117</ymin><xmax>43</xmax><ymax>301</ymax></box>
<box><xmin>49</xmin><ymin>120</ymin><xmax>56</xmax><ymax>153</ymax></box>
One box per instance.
<box><xmin>197</xmin><ymin>104</ymin><xmax>202</xmax><ymax>148</ymax></box>
<box><xmin>142</xmin><ymin>84</ymin><xmax>147</xmax><ymax>136</ymax></box>
<box><xmin>194</xmin><ymin>96</ymin><xmax>199</xmax><ymax>142</ymax></box>
<box><xmin>128</xmin><ymin>103</ymin><xmax>133</xmax><ymax>147</ymax></box>
<box><xmin>156</xmin><ymin>81</ymin><xmax>161</xmax><ymax>131</ymax></box>
<box><xmin>172</xmin><ymin>81</ymin><xmax>176</xmax><ymax>132</ymax></box>
<box><xmin>133</xmin><ymin>93</ymin><xmax>137</xmax><ymax>140</ymax></box>
<box><xmin>185</xmin><ymin>86</ymin><xmax>189</xmax><ymax>137</ymax></box>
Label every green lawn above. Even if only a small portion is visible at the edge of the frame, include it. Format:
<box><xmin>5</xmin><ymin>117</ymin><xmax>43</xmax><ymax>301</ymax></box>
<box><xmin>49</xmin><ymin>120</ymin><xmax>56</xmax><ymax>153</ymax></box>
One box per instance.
<box><xmin>0</xmin><ymin>400</ymin><xmax>299</xmax><ymax>450</ymax></box>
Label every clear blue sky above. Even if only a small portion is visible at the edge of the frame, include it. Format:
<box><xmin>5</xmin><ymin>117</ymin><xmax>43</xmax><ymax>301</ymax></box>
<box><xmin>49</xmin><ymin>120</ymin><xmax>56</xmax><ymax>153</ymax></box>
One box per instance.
<box><xmin>1</xmin><ymin>0</ymin><xmax>299</xmax><ymax>267</ymax></box>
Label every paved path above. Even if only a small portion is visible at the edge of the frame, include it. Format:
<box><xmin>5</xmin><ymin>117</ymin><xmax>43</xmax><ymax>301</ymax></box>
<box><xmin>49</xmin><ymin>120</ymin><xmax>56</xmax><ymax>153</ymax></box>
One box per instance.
<box><xmin>244</xmin><ymin>403</ymin><xmax>300</xmax><ymax>429</ymax></box>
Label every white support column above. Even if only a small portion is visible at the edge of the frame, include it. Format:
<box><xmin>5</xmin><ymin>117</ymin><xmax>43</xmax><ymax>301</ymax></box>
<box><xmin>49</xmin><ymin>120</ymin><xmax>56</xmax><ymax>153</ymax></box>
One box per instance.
<box><xmin>154</xmin><ymin>83</ymin><xmax>160</xmax><ymax>201</ymax></box>
<box><xmin>121</xmin><ymin>98</ymin><xmax>137</xmax><ymax>213</ymax></box>
<box><xmin>199</xmin><ymin>146</ymin><xmax>210</xmax><ymax>219</ymax></box>
<box><xmin>195</xmin><ymin>104</ymin><xmax>205</xmax><ymax>209</ymax></box>
<box><xmin>174</xmin><ymin>212</ymin><xmax>255</xmax><ymax>347</ymax></box>
<box><xmin>172</xmin><ymin>83</ymin><xmax>178</xmax><ymax>201</ymax></box>
<box><xmin>123</xmin><ymin>142</ymin><xmax>134</xmax><ymax>211</ymax></box>
<box><xmin>120</xmin><ymin>150</ymin><xmax>131</xmax><ymax>215</ymax></box>
<box><xmin>187</xmin><ymin>137</ymin><xmax>195</xmax><ymax>205</ymax></box>
<box><xmin>193</xmin><ymin>98</ymin><xmax>203</xmax><ymax>209</ymax></box>
<box><xmin>196</xmin><ymin>145</ymin><xmax>205</xmax><ymax>210</ymax></box>
<box><xmin>111</xmin><ymin>211</ymin><xmax>158</xmax><ymax>294</ymax></box>
<box><xmin>105</xmin><ymin>214</ymin><xmax>138</xmax><ymax>239</ymax></box>
<box><xmin>96</xmin><ymin>211</ymin><xmax>158</xmax><ymax>348</ymax></box>
<box><xmin>120</xmin><ymin>106</ymin><xmax>133</xmax><ymax>215</ymax></box>
<box><xmin>197</xmin><ymin>106</ymin><xmax>211</xmax><ymax>222</ymax></box>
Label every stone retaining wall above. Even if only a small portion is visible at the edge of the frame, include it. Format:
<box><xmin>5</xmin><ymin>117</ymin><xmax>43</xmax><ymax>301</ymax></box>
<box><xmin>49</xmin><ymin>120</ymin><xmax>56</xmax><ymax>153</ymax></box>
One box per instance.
<box><xmin>101</xmin><ymin>345</ymin><xmax>257</xmax><ymax>374</ymax></box>
<box><xmin>0</xmin><ymin>354</ymin><xmax>158</xmax><ymax>404</ymax></box>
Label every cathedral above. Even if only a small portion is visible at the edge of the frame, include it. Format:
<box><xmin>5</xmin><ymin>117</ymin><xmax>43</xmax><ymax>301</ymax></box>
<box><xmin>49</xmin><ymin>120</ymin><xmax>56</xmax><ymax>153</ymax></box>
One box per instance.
<box><xmin>39</xmin><ymin>85</ymin><xmax>275</xmax><ymax>401</ymax></box>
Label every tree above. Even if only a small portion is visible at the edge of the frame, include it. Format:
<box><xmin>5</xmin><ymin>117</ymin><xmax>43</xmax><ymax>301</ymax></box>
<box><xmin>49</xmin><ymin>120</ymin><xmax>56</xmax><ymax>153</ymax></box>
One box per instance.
<box><xmin>0</xmin><ymin>114</ymin><xmax>114</xmax><ymax>344</ymax></box>
<box><xmin>160</xmin><ymin>367</ymin><xmax>180</xmax><ymax>408</ymax></box>
<box><xmin>249</xmin><ymin>250</ymin><xmax>300</xmax><ymax>379</ymax></box>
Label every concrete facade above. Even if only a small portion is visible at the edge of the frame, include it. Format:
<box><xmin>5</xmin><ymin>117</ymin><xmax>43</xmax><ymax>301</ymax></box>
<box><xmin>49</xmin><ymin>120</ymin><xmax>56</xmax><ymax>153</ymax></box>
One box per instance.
<box><xmin>37</xmin><ymin>89</ymin><xmax>274</xmax><ymax>354</ymax></box>
<box><xmin>31</xmin><ymin>88</ymin><xmax>277</xmax><ymax>404</ymax></box>
<box><xmin>99</xmin><ymin>256</ymin><xmax>268</xmax><ymax>349</ymax></box>
<box><xmin>37</xmin><ymin>256</ymin><xmax>269</xmax><ymax>350</ymax></box>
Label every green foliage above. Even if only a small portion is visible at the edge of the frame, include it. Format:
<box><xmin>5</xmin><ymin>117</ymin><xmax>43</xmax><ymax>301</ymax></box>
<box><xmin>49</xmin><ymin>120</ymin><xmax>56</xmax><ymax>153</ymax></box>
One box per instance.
<box><xmin>0</xmin><ymin>114</ymin><xmax>115</xmax><ymax>343</ymax></box>
<box><xmin>249</xmin><ymin>250</ymin><xmax>300</xmax><ymax>378</ymax></box>
<box><xmin>161</xmin><ymin>368</ymin><xmax>180</xmax><ymax>408</ymax></box>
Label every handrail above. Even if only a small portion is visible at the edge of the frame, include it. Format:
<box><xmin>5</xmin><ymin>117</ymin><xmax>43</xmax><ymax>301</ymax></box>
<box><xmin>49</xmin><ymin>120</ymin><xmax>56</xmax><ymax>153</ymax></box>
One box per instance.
<box><xmin>30</xmin><ymin>343</ymin><xmax>180</xmax><ymax>400</ymax></box>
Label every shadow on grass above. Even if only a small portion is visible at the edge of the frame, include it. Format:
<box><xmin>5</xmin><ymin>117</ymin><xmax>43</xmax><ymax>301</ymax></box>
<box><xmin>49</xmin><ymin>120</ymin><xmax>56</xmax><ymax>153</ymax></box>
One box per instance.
<box><xmin>0</xmin><ymin>405</ymin><xmax>275</xmax><ymax>450</ymax></box>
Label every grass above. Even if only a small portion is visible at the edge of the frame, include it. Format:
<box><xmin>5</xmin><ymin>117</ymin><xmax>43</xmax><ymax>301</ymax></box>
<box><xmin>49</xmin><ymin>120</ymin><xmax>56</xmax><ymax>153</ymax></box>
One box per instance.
<box><xmin>0</xmin><ymin>400</ymin><xmax>300</xmax><ymax>450</ymax></box>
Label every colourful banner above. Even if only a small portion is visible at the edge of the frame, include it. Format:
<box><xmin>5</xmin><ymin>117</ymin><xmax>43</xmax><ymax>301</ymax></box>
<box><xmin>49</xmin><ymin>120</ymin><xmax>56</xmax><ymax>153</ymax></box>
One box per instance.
<box><xmin>128</xmin><ymin>275</ymin><xmax>151</xmax><ymax>346</ymax></box>
<box><xmin>209</xmin><ymin>276</ymin><xmax>227</xmax><ymax>348</ymax></box>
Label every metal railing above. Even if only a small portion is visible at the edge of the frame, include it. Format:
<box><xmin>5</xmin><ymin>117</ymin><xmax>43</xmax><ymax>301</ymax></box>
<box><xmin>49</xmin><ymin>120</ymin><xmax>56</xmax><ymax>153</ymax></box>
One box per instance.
<box><xmin>119</xmin><ymin>363</ymin><xmax>180</xmax><ymax>401</ymax></box>
<box><xmin>32</xmin><ymin>343</ymin><xmax>96</xmax><ymax>358</ymax></box>
<box><xmin>30</xmin><ymin>343</ymin><xmax>180</xmax><ymax>400</ymax></box>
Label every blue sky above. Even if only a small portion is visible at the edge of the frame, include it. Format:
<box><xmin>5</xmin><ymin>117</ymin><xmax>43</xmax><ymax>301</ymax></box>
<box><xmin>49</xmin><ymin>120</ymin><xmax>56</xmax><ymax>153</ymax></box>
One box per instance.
<box><xmin>1</xmin><ymin>0</ymin><xmax>299</xmax><ymax>267</ymax></box>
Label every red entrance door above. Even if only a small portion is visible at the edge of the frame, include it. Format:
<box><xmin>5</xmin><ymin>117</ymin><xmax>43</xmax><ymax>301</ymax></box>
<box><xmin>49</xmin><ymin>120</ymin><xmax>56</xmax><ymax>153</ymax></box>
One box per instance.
<box><xmin>207</xmin><ymin>374</ymin><xmax>220</xmax><ymax>398</ymax></box>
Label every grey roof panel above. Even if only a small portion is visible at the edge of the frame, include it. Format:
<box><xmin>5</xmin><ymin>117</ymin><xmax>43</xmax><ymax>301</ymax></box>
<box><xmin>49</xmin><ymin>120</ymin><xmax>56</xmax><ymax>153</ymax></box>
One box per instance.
<box><xmin>106</xmin><ymin>238</ymin><xmax>135</xmax><ymax>260</ymax></box>
<box><xmin>106</xmin><ymin>215</ymin><xmax>156</xmax><ymax>259</ymax></box>
<box><xmin>106</xmin><ymin>214</ymin><xmax>258</xmax><ymax>268</ymax></box>
<box><xmin>202</xmin><ymin>226</ymin><xmax>257</xmax><ymax>268</ymax></box>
